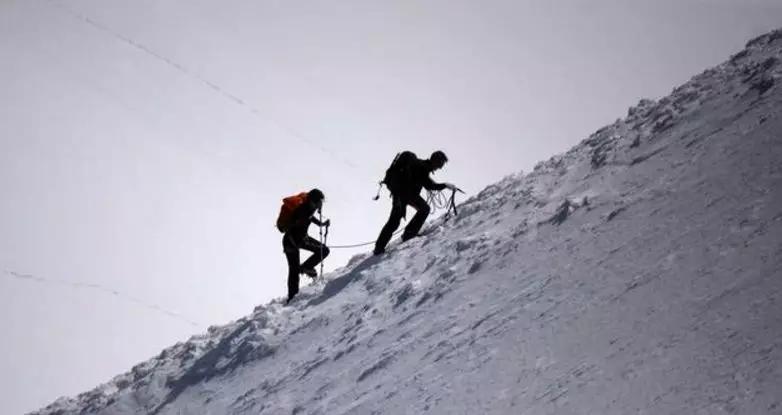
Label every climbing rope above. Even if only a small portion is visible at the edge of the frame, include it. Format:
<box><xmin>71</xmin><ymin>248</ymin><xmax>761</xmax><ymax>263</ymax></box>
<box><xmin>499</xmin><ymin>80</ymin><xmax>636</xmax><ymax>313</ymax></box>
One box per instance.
<box><xmin>426</xmin><ymin>189</ymin><xmax>451</xmax><ymax>211</ymax></box>
<box><xmin>328</xmin><ymin>229</ymin><xmax>404</xmax><ymax>249</ymax></box>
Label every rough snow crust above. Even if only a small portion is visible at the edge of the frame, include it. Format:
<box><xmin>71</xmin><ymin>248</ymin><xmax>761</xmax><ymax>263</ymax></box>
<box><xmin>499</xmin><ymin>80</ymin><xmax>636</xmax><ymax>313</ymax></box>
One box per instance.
<box><xmin>34</xmin><ymin>29</ymin><xmax>782</xmax><ymax>415</ymax></box>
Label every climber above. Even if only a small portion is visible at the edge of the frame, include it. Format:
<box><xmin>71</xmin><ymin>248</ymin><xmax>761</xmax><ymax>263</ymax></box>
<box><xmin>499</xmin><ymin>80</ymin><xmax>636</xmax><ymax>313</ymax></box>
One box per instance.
<box><xmin>276</xmin><ymin>189</ymin><xmax>331</xmax><ymax>303</ymax></box>
<box><xmin>374</xmin><ymin>150</ymin><xmax>456</xmax><ymax>255</ymax></box>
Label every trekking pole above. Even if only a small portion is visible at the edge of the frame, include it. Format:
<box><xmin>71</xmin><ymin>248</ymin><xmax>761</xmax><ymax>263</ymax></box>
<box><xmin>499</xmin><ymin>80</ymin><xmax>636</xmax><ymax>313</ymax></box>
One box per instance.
<box><xmin>450</xmin><ymin>189</ymin><xmax>458</xmax><ymax>216</ymax></box>
<box><xmin>322</xmin><ymin>223</ymin><xmax>330</xmax><ymax>279</ymax></box>
<box><xmin>318</xmin><ymin>209</ymin><xmax>325</xmax><ymax>278</ymax></box>
<box><xmin>446</xmin><ymin>187</ymin><xmax>464</xmax><ymax>219</ymax></box>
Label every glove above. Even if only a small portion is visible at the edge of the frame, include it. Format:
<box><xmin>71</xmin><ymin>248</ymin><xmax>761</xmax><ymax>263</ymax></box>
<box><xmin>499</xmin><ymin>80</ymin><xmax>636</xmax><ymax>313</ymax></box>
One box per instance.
<box><xmin>444</xmin><ymin>183</ymin><xmax>457</xmax><ymax>191</ymax></box>
<box><xmin>322</xmin><ymin>219</ymin><xmax>331</xmax><ymax>227</ymax></box>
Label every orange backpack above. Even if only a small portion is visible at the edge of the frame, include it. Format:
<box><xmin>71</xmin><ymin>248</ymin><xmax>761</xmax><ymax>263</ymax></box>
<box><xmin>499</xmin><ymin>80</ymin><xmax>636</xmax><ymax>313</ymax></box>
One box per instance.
<box><xmin>276</xmin><ymin>192</ymin><xmax>308</xmax><ymax>233</ymax></box>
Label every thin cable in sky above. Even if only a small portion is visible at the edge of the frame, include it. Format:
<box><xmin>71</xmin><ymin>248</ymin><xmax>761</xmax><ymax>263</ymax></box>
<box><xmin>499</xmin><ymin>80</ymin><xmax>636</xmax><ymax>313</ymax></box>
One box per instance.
<box><xmin>43</xmin><ymin>0</ymin><xmax>361</xmax><ymax>172</ymax></box>
<box><xmin>2</xmin><ymin>269</ymin><xmax>203</xmax><ymax>328</ymax></box>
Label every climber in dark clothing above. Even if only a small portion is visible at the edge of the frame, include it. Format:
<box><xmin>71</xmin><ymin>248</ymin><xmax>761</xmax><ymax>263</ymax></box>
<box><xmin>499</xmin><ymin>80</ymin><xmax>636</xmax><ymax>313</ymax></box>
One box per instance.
<box><xmin>281</xmin><ymin>189</ymin><xmax>330</xmax><ymax>303</ymax></box>
<box><xmin>374</xmin><ymin>151</ymin><xmax>456</xmax><ymax>255</ymax></box>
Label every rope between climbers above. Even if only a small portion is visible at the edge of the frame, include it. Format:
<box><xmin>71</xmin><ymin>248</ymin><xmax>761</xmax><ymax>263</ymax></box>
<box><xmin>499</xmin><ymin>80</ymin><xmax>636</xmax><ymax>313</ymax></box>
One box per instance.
<box><xmin>329</xmin><ymin>229</ymin><xmax>404</xmax><ymax>249</ymax></box>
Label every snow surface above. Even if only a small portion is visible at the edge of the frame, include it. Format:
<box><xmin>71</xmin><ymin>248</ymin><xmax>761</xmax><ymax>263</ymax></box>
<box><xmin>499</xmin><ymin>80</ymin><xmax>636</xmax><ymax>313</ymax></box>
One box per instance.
<box><xmin>32</xmin><ymin>29</ymin><xmax>782</xmax><ymax>415</ymax></box>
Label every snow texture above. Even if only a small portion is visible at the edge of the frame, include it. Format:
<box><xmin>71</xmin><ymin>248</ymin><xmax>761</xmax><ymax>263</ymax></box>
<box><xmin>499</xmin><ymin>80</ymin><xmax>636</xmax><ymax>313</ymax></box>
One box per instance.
<box><xmin>32</xmin><ymin>29</ymin><xmax>782</xmax><ymax>415</ymax></box>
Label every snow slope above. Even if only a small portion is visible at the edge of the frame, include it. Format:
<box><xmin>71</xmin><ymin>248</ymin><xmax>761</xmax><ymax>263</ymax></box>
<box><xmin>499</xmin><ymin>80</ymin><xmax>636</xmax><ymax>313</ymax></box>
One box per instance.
<box><xmin>33</xmin><ymin>29</ymin><xmax>782</xmax><ymax>415</ymax></box>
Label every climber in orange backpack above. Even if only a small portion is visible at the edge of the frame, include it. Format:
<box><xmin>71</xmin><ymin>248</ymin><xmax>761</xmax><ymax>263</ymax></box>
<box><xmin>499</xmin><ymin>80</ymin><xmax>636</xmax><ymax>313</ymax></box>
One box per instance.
<box><xmin>276</xmin><ymin>189</ymin><xmax>331</xmax><ymax>303</ymax></box>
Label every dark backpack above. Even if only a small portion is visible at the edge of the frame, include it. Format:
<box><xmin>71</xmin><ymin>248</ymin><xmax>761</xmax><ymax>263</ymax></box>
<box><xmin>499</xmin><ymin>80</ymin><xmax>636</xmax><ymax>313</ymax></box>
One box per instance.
<box><xmin>382</xmin><ymin>151</ymin><xmax>418</xmax><ymax>195</ymax></box>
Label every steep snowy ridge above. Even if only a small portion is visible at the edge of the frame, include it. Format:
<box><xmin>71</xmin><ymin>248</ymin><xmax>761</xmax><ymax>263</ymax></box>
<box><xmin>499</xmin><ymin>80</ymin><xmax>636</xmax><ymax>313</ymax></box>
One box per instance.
<box><xmin>34</xmin><ymin>29</ymin><xmax>782</xmax><ymax>414</ymax></box>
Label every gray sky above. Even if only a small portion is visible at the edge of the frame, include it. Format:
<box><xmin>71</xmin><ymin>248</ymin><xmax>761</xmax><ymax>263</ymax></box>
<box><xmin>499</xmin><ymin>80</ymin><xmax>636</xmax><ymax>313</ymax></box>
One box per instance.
<box><xmin>1</xmin><ymin>0</ymin><xmax>780</xmax><ymax>413</ymax></box>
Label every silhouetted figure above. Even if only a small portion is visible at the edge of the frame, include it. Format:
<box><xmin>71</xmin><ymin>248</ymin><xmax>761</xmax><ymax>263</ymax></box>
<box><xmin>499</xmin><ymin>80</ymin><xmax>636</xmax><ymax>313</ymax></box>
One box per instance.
<box><xmin>374</xmin><ymin>151</ymin><xmax>455</xmax><ymax>255</ymax></box>
<box><xmin>276</xmin><ymin>189</ymin><xmax>330</xmax><ymax>303</ymax></box>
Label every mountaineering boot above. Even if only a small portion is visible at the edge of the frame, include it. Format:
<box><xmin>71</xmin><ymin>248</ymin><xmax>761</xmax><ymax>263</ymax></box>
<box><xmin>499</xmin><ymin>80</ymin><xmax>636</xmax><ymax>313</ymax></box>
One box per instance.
<box><xmin>300</xmin><ymin>267</ymin><xmax>317</xmax><ymax>278</ymax></box>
